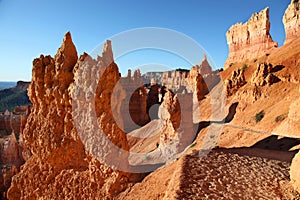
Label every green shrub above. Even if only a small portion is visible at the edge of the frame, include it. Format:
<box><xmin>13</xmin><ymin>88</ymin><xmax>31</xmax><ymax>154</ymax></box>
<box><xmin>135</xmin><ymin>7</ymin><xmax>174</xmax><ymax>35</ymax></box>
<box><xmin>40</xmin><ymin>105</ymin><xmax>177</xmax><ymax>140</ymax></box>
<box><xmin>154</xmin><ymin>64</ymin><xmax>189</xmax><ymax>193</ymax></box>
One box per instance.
<box><xmin>242</xmin><ymin>64</ymin><xmax>248</xmax><ymax>71</ymax></box>
<box><xmin>189</xmin><ymin>142</ymin><xmax>197</xmax><ymax>148</ymax></box>
<box><xmin>275</xmin><ymin>113</ymin><xmax>288</xmax><ymax>123</ymax></box>
<box><xmin>255</xmin><ymin>111</ymin><xmax>264</xmax><ymax>122</ymax></box>
<box><xmin>143</xmin><ymin>154</ymin><xmax>150</xmax><ymax>160</ymax></box>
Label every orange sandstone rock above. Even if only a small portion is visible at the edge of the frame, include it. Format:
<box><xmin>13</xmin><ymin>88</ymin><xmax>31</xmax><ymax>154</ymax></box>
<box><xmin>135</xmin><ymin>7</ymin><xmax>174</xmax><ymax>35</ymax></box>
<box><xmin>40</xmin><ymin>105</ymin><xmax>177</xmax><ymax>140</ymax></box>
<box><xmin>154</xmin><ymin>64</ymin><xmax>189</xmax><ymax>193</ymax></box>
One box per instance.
<box><xmin>283</xmin><ymin>0</ymin><xmax>300</xmax><ymax>44</ymax></box>
<box><xmin>225</xmin><ymin>7</ymin><xmax>278</xmax><ymax>68</ymax></box>
<box><xmin>7</xmin><ymin>32</ymin><xmax>134</xmax><ymax>200</ymax></box>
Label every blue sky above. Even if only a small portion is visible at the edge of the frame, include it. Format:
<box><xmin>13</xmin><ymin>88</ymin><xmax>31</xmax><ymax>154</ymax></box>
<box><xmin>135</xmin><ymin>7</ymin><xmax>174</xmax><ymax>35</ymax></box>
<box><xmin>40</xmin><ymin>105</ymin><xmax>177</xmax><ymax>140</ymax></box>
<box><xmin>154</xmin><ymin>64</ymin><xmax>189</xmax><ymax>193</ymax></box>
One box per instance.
<box><xmin>0</xmin><ymin>0</ymin><xmax>291</xmax><ymax>81</ymax></box>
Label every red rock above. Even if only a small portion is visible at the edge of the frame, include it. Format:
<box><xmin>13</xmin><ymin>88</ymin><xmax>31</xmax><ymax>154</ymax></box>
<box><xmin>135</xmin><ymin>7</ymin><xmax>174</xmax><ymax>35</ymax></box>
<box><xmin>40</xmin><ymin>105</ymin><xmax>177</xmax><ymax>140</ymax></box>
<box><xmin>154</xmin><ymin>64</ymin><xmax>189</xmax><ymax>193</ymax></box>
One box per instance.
<box><xmin>283</xmin><ymin>0</ymin><xmax>300</xmax><ymax>44</ymax></box>
<box><xmin>114</xmin><ymin>69</ymin><xmax>149</xmax><ymax>132</ymax></box>
<box><xmin>7</xmin><ymin>33</ymin><xmax>135</xmax><ymax>200</ymax></box>
<box><xmin>195</xmin><ymin>55</ymin><xmax>212</xmax><ymax>75</ymax></box>
<box><xmin>225</xmin><ymin>68</ymin><xmax>246</xmax><ymax>96</ymax></box>
<box><xmin>225</xmin><ymin>7</ymin><xmax>278</xmax><ymax>69</ymax></box>
<box><xmin>251</xmin><ymin>63</ymin><xmax>280</xmax><ymax>86</ymax></box>
<box><xmin>0</xmin><ymin>133</ymin><xmax>26</xmax><ymax>200</ymax></box>
<box><xmin>186</xmin><ymin>66</ymin><xmax>209</xmax><ymax>101</ymax></box>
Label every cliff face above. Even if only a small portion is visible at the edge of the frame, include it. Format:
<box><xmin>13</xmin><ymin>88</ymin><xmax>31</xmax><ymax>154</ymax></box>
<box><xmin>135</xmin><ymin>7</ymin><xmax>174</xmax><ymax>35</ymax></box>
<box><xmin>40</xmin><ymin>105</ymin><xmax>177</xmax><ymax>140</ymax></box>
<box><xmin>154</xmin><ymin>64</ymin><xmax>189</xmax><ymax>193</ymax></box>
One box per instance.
<box><xmin>159</xmin><ymin>56</ymin><xmax>220</xmax><ymax>102</ymax></box>
<box><xmin>283</xmin><ymin>0</ymin><xmax>300</xmax><ymax>44</ymax></box>
<box><xmin>118</xmin><ymin>70</ymin><xmax>149</xmax><ymax>132</ymax></box>
<box><xmin>161</xmin><ymin>69</ymin><xmax>189</xmax><ymax>93</ymax></box>
<box><xmin>7</xmin><ymin>33</ymin><xmax>133</xmax><ymax>199</ymax></box>
<box><xmin>225</xmin><ymin>7</ymin><xmax>278</xmax><ymax>68</ymax></box>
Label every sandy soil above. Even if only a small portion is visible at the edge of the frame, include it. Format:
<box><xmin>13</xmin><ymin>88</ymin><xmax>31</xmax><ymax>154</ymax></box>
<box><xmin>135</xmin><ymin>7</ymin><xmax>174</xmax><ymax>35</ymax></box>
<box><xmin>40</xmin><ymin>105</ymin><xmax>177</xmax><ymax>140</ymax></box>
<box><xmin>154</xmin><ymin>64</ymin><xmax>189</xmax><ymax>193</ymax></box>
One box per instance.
<box><xmin>118</xmin><ymin>148</ymin><xmax>300</xmax><ymax>199</ymax></box>
<box><xmin>176</xmin><ymin>149</ymin><xmax>299</xmax><ymax>200</ymax></box>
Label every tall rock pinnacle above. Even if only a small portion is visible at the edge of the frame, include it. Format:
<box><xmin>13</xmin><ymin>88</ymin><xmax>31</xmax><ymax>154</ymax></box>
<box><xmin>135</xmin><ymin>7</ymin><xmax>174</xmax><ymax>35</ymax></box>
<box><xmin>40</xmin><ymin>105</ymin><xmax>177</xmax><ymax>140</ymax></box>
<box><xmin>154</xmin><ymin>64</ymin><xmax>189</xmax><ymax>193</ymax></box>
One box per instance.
<box><xmin>283</xmin><ymin>0</ymin><xmax>300</xmax><ymax>44</ymax></box>
<box><xmin>224</xmin><ymin>7</ymin><xmax>278</xmax><ymax>69</ymax></box>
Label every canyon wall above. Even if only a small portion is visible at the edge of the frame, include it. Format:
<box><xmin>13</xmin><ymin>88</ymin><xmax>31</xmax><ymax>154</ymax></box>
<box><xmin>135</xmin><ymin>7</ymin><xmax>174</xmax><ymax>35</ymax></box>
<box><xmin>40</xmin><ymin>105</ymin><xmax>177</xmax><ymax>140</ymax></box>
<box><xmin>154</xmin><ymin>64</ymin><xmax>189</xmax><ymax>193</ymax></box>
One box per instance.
<box><xmin>117</xmin><ymin>69</ymin><xmax>149</xmax><ymax>132</ymax></box>
<box><xmin>144</xmin><ymin>56</ymin><xmax>220</xmax><ymax>102</ymax></box>
<box><xmin>0</xmin><ymin>106</ymin><xmax>30</xmax><ymax>136</ymax></box>
<box><xmin>7</xmin><ymin>33</ymin><xmax>135</xmax><ymax>199</ymax></box>
<box><xmin>283</xmin><ymin>0</ymin><xmax>300</xmax><ymax>44</ymax></box>
<box><xmin>161</xmin><ymin>69</ymin><xmax>190</xmax><ymax>93</ymax></box>
<box><xmin>225</xmin><ymin>7</ymin><xmax>278</xmax><ymax>68</ymax></box>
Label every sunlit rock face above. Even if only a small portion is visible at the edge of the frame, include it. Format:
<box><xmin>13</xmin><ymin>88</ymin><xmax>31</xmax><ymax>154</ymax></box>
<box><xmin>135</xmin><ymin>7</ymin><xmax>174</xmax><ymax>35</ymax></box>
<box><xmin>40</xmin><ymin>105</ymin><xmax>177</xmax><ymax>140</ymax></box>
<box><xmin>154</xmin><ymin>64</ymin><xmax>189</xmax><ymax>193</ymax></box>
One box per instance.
<box><xmin>7</xmin><ymin>32</ymin><xmax>135</xmax><ymax>200</ymax></box>
<box><xmin>225</xmin><ymin>7</ymin><xmax>278</xmax><ymax>69</ymax></box>
<box><xmin>283</xmin><ymin>0</ymin><xmax>300</xmax><ymax>44</ymax></box>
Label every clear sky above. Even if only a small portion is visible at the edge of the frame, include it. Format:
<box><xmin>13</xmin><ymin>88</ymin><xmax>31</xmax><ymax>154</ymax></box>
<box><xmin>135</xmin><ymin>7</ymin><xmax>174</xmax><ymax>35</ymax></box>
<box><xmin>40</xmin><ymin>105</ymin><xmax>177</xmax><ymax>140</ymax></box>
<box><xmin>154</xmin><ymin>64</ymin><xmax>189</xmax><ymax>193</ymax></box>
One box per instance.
<box><xmin>0</xmin><ymin>0</ymin><xmax>291</xmax><ymax>81</ymax></box>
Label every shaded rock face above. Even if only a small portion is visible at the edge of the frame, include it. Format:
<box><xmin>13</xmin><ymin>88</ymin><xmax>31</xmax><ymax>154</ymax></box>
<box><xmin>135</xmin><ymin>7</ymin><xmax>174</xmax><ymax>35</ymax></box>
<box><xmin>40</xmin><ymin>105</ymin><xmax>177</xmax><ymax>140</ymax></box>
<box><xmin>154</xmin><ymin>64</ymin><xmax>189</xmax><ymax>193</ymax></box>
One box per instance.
<box><xmin>7</xmin><ymin>32</ymin><xmax>133</xmax><ymax>199</ymax></box>
<box><xmin>225</xmin><ymin>7</ymin><xmax>278</xmax><ymax>68</ymax></box>
<box><xmin>283</xmin><ymin>0</ymin><xmax>300</xmax><ymax>44</ymax></box>
<box><xmin>251</xmin><ymin>63</ymin><xmax>280</xmax><ymax>86</ymax></box>
<box><xmin>225</xmin><ymin>69</ymin><xmax>246</xmax><ymax>96</ymax></box>
<box><xmin>114</xmin><ymin>69</ymin><xmax>149</xmax><ymax>133</ymax></box>
<box><xmin>290</xmin><ymin>152</ymin><xmax>300</xmax><ymax>193</ymax></box>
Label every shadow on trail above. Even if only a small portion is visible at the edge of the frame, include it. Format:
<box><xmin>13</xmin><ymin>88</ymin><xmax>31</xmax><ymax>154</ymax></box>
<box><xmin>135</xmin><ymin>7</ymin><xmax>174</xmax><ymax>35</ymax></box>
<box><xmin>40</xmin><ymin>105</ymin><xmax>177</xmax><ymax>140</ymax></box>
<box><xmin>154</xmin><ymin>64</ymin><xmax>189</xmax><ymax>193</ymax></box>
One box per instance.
<box><xmin>193</xmin><ymin>102</ymin><xmax>239</xmax><ymax>140</ymax></box>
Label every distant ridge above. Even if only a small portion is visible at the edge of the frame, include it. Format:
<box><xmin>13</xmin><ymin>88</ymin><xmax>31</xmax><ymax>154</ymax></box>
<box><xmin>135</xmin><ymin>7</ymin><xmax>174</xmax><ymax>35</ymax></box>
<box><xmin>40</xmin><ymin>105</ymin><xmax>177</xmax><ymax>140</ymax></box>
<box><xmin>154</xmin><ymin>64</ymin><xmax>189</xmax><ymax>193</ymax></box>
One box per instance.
<box><xmin>0</xmin><ymin>82</ymin><xmax>16</xmax><ymax>90</ymax></box>
<box><xmin>0</xmin><ymin>81</ymin><xmax>31</xmax><ymax>111</ymax></box>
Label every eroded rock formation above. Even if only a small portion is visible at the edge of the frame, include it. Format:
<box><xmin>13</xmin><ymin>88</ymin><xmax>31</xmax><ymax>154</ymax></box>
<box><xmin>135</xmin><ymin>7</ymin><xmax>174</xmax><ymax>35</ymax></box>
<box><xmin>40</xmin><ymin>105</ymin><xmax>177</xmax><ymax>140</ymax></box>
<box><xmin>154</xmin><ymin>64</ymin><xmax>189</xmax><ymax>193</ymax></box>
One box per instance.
<box><xmin>186</xmin><ymin>66</ymin><xmax>209</xmax><ymax>101</ymax></box>
<box><xmin>115</xmin><ymin>69</ymin><xmax>149</xmax><ymax>132</ymax></box>
<box><xmin>283</xmin><ymin>0</ymin><xmax>300</xmax><ymax>44</ymax></box>
<box><xmin>225</xmin><ymin>7</ymin><xmax>278</xmax><ymax>68</ymax></box>
<box><xmin>161</xmin><ymin>69</ymin><xmax>189</xmax><ymax>93</ymax></box>
<box><xmin>158</xmin><ymin>91</ymin><xmax>181</xmax><ymax>146</ymax></box>
<box><xmin>225</xmin><ymin>69</ymin><xmax>246</xmax><ymax>96</ymax></box>
<box><xmin>7</xmin><ymin>32</ymin><xmax>135</xmax><ymax>199</ymax></box>
<box><xmin>251</xmin><ymin>63</ymin><xmax>280</xmax><ymax>86</ymax></box>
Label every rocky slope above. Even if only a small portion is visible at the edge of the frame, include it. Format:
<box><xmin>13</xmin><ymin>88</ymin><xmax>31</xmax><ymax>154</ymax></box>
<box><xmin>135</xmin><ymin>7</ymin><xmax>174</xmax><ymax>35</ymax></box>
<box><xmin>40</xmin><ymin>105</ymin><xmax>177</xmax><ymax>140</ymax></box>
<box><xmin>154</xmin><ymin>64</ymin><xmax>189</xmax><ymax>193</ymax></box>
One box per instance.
<box><xmin>119</xmin><ymin>1</ymin><xmax>300</xmax><ymax>199</ymax></box>
<box><xmin>216</xmin><ymin>1</ymin><xmax>300</xmax><ymax>194</ymax></box>
<box><xmin>7</xmin><ymin>33</ymin><xmax>138</xmax><ymax>199</ymax></box>
<box><xmin>225</xmin><ymin>7</ymin><xmax>278</xmax><ymax>69</ymax></box>
<box><xmin>116</xmin><ymin>69</ymin><xmax>149</xmax><ymax>132</ymax></box>
<box><xmin>118</xmin><ymin>146</ymin><xmax>299</xmax><ymax>199</ymax></box>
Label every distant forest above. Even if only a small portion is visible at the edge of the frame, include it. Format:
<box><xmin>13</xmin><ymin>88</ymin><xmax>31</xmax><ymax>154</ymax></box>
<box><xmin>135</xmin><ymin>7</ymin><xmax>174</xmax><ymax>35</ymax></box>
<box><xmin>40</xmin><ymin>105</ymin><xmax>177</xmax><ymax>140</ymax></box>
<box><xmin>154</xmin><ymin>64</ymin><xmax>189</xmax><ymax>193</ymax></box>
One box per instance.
<box><xmin>0</xmin><ymin>82</ymin><xmax>31</xmax><ymax>112</ymax></box>
<box><xmin>0</xmin><ymin>82</ymin><xmax>16</xmax><ymax>90</ymax></box>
